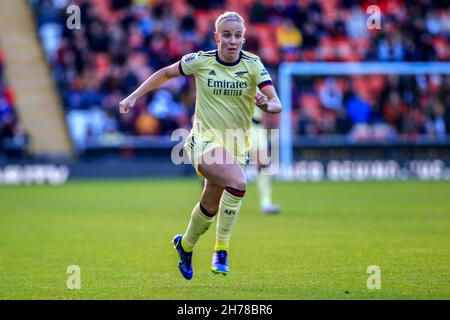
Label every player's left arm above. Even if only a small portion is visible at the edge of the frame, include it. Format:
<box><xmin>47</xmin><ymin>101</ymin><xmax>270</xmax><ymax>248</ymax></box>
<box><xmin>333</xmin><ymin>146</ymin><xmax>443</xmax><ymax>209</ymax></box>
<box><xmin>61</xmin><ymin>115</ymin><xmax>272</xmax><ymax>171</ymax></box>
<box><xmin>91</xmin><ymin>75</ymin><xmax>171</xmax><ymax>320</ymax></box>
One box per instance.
<box><xmin>255</xmin><ymin>85</ymin><xmax>282</xmax><ymax>114</ymax></box>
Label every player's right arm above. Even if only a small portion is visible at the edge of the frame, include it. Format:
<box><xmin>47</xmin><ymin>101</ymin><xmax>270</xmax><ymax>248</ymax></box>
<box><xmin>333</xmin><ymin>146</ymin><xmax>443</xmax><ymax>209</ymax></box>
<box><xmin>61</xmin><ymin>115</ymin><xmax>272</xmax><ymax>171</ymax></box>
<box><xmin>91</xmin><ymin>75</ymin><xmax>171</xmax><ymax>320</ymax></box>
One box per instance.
<box><xmin>119</xmin><ymin>61</ymin><xmax>182</xmax><ymax>114</ymax></box>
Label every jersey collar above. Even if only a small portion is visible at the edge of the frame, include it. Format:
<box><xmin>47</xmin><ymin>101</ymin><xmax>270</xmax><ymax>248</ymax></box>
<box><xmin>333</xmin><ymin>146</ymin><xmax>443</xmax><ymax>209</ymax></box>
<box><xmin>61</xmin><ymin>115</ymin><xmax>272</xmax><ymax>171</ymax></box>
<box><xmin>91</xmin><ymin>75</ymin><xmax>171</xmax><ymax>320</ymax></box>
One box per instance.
<box><xmin>215</xmin><ymin>50</ymin><xmax>242</xmax><ymax>66</ymax></box>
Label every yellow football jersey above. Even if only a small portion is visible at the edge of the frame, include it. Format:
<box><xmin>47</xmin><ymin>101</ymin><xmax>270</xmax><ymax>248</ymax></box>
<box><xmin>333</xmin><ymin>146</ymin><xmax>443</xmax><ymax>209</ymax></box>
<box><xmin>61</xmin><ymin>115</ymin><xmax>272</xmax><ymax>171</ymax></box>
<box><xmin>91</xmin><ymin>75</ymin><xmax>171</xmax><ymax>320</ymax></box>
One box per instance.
<box><xmin>179</xmin><ymin>49</ymin><xmax>272</xmax><ymax>158</ymax></box>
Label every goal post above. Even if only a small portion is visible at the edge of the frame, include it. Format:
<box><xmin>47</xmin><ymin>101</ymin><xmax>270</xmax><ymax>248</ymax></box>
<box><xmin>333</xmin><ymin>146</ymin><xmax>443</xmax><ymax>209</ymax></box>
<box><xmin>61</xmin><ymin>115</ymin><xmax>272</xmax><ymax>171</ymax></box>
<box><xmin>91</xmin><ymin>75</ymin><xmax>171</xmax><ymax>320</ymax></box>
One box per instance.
<box><xmin>278</xmin><ymin>62</ymin><xmax>450</xmax><ymax>179</ymax></box>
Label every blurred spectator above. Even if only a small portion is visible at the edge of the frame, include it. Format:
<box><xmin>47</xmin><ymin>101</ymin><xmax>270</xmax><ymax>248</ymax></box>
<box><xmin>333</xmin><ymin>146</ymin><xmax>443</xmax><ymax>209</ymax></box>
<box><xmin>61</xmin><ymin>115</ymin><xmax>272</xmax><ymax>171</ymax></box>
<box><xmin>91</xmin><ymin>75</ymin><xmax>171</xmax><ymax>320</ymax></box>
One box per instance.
<box><xmin>382</xmin><ymin>91</ymin><xmax>408</xmax><ymax>132</ymax></box>
<box><xmin>297</xmin><ymin>108</ymin><xmax>318</xmax><ymax>136</ymax></box>
<box><xmin>439</xmin><ymin>76</ymin><xmax>450</xmax><ymax>133</ymax></box>
<box><xmin>147</xmin><ymin>90</ymin><xmax>188</xmax><ymax>135</ymax></box>
<box><xmin>335</xmin><ymin>108</ymin><xmax>353</xmax><ymax>135</ymax></box>
<box><xmin>1</xmin><ymin>46</ymin><xmax>28</xmax><ymax>151</ymax></box>
<box><xmin>39</xmin><ymin>22</ymin><xmax>63</xmax><ymax>62</ymax></box>
<box><xmin>276</xmin><ymin>18</ymin><xmax>302</xmax><ymax>61</ymax></box>
<box><xmin>66</xmin><ymin>107</ymin><xmax>120</xmax><ymax>148</ymax></box>
<box><xmin>346</xmin><ymin>5</ymin><xmax>368</xmax><ymax>39</ymax></box>
<box><xmin>347</xmin><ymin>95</ymin><xmax>372</xmax><ymax>124</ymax></box>
<box><xmin>135</xmin><ymin>111</ymin><xmax>160</xmax><ymax>136</ymax></box>
<box><xmin>319</xmin><ymin>78</ymin><xmax>343</xmax><ymax>111</ymax></box>
<box><xmin>250</xmin><ymin>0</ymin><xmax>269</xmax><ymax>24</ymax></box>
<box><xmin>424</xmin><ymin>97</ymin><xmax>446</xmax><ymax>138</ymax></box>
<box><xmin>377</xmin><ymin>33</ymin><xmax>405</xmax><ymax>62</ymax></box>
<box><xmin>301</xmin><ymin>22</ymin><xmax>319</xmax><ymax>50</ymax></box>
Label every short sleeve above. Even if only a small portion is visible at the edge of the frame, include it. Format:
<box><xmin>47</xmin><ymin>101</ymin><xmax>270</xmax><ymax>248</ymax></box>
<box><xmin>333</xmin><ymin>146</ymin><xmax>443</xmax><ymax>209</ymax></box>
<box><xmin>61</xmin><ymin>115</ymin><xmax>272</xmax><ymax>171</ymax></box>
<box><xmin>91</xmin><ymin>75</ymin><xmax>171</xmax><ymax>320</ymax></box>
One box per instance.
<box><xmin>179</xmin><ymin>52</ymin><xmax>201</xmax><ymax>76</ymax></box>
<box><xmin>254</xmin><ymin>59</ymin><xmax>273</xmax><ymax>90</ymax></box>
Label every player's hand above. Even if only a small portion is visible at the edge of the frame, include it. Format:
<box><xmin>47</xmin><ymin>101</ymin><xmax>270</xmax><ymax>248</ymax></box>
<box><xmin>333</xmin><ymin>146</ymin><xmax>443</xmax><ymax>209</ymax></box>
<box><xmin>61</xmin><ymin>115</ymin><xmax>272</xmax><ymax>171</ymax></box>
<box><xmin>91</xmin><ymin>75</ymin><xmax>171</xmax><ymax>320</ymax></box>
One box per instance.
<box><xmin>119</xmin><ymin>95</ymin><xmax>137</xmax><ymax>114</ymax></box>
<box><xmin>255</xmin><ymin>92</ymin><xmax>269</xmax><ymax>111</ymax></box>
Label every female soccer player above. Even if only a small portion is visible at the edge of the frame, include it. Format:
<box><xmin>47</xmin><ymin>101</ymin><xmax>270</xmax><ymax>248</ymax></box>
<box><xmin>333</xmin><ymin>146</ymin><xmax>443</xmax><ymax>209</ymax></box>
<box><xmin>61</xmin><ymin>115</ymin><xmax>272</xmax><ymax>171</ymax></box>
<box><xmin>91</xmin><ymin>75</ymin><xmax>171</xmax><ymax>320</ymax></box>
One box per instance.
<box><xmin>119</xmin><ymin>11</ymin><xmax>281</xmax><ymax>280</ymax></box>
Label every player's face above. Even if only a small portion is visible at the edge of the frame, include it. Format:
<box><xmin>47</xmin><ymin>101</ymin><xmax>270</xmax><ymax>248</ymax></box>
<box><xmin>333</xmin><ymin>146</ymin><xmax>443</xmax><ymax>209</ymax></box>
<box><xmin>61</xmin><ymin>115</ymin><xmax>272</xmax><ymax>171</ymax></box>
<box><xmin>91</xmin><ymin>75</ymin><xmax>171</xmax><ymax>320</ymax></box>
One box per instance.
<box><xmin>215</xmin><ymin>20</ymin><xmax>245</xmax><ymax>63</ymax></box>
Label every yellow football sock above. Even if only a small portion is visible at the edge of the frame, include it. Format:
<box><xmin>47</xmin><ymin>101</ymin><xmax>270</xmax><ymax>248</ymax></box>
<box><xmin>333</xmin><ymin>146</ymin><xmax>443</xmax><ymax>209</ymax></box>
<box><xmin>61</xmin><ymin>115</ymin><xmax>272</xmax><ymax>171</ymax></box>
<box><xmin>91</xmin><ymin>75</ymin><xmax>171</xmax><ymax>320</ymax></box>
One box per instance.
<box><xmin>257</xmin><ymin>172</ymin><xmax>272</xmax><ymax>208</ymax></box>
<box><xmin>182</xmin><ymin>203</ymin><xmax>215</xmax><ymax>252</ymax></box>
<box><xmin>214</xmin><ymin>187</ymin><xmax>245</xmax><ymax>252</ymax></box>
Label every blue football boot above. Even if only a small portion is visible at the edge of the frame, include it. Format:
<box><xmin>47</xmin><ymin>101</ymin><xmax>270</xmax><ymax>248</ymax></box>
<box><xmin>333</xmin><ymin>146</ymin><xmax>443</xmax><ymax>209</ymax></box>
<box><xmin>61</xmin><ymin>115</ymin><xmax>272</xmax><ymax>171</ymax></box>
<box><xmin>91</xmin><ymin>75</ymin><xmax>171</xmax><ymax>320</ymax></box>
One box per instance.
<box><xmin>211</xmin><ymin>250</ymin><xmax>229</xmax><ymax>275</ymax></box>
<box><xmin>172</xmin><ymin>234</ymin><xmax>193</xmax><ymax>280</ymax></box>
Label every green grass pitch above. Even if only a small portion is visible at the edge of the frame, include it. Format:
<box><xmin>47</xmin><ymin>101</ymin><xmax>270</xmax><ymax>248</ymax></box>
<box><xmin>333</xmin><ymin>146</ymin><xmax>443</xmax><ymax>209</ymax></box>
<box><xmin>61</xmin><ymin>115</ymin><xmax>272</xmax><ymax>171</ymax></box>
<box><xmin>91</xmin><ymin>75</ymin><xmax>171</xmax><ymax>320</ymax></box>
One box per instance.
<box><xmin>0</xmin><ymin>179</ymin><xmax>449</xmax><ymax>299</ymax></box>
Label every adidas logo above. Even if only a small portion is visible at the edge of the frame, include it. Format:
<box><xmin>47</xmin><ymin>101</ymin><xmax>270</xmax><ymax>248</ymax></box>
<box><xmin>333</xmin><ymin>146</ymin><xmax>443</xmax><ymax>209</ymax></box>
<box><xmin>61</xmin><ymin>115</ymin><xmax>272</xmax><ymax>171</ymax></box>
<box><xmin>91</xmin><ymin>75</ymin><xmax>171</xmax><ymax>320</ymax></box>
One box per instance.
<box><xmin>209</xmin><ymin>70</ymin><xmax>216</xmax><ymax>75</ymax></box>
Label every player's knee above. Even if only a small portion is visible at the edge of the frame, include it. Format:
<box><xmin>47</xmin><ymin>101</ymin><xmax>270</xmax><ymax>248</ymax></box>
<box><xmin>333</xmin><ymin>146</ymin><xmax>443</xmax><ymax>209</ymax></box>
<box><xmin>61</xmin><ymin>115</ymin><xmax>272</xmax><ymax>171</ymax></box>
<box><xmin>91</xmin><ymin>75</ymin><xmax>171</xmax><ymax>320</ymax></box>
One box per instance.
<box><xmin>227</xmin><ymin>174</ymin><xmax>246</xmax><ymax>193</ymax></box>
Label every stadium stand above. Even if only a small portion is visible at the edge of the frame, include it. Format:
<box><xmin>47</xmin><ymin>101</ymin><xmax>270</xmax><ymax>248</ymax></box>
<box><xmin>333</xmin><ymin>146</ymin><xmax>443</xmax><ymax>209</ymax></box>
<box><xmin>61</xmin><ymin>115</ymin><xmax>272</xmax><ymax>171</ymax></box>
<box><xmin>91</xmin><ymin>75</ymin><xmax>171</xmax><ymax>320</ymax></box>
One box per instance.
<box><xmin>28</xmin><ymin>0</ymin><xmax>450</xmax><ymax>147</ymax></box>
<box><xmin>0</xmin><ymin>0</ymin><xmax>72</xmax><ymax>157</ymax></box>
<box><xmin>0</xmin><ymin>46</ymin><xmax>28</xmax><ymax>157</ymax></box>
